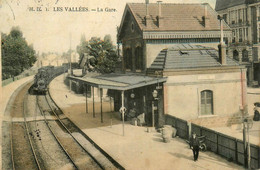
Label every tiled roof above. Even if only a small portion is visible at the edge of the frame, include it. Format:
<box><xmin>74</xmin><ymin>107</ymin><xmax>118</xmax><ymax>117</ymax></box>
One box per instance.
<box><xmin>127</xmin><ymin>3</ymin><xmax>230</xmax><ymax>31</ymax></box>
<box><xmin>215</xmin><ymin>0</ymin><xmax>246</xmax><ymax>11</ymax></box>
<box><xmin>149</xmin><ymin>44</ymin><xmax>239</xmax><ymax>70</ymax></box>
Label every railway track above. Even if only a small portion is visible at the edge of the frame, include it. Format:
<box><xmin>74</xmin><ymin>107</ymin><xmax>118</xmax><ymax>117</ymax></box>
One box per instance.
<box><xmin>46</xmin><ymin>89</ymin><xmax>125</xmax><ymax>170</ymax></box>
<box><xmin>5</xmin><ymin>79</ymin><xmax>124</xmax><ymax>170</ymax></box>
<box><xmin>36</xmin><ymin>89</ymin><xmax>123</xmax><ymax>170</ymax></box>
<box><xmin>37</xmin><ymin>94</ymin><xmax>103</xmax><ymax>170</ymax></box>
<box><xmin>10</xmin><ymin>83</ymin><xmax>42</xmax><ymax>170</ymax></box>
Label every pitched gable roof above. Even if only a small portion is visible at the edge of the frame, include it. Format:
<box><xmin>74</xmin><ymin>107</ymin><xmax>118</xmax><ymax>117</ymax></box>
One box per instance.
<box><xmin>149</xmin><ymin>44</ymin><xmax>238</xmax><ymax>70</ymax></box>
<box><xmin>215</xmin><ymin>0</ymin><xmax>247</xmax><ymax>11</ymax></box>
<box><xmin>122</xmin><ymin>3</ymin><xmax>230</xmax><ymax>32</ymax></box>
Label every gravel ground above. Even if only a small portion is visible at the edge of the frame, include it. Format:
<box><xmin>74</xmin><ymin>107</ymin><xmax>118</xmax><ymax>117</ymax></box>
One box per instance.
<box><xmin>1</xmin><ymin>121</ymin><xmax>11</xmax><ymax>169</ymax></box>
<box><xmin>3</xmin><ymin>81</ymin><xmax>40</xmax><ymax>169</ymax></box>
<box><xmin>38</xmin><ymin>90</ymin><xmax>105</xmax><ymax>169</ymax></box>
<box><xmin>72</xmin><ymin>132</ymin><xmax>118</xmax><ymax>170</ymax></box>
<box><xmin>3</xmin><ymin>81</ymin><xmax>76</xmax><ymax>170</ymax></box>
<box><xmin>61</xmin><ymin>118</ymin><xmax>119</xmax><ymax>169</ymax></box>
<box><xmin>43</xmin><ymin>88</ymin><xmax>119</xmax><ymax>169</ymax></box>
<box><xmin>49</xmin><ymin>120</ymin><xmax>101</xmax><ymax>169</ymax></box>
<box><xmin>12</xmin><ymin>122</ymin><xmax>38</xmax><ymax>170</ymax></box>
<box><xmin>10</xmin><ymin>83</ymin><xmax>32</xmax><ymax>118</ymax></box>
<box><xmin>28</xmin><ymin>121</ymin><xmax>74</xmax><ymax>170</ymax></box>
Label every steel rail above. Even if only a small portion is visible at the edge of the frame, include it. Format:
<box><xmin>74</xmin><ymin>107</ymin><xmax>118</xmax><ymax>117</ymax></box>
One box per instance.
<box><xmin>44</xmin><ymin>92</ymin><xmax>105</xmax><ymax>170</ymax></box>
<box><xmin>10</xmin><ymin>122</ymin><xmax>15</xmax><ymax>170</ymax></box>
<box><xmin>22</xmin><ymin>91</ymin><xmax>42</xmax><ymax>170</ymax></box>
<box><xmin>36</xmin><ymin>95</ymin><xmax>79</xmax><ymax>170</ymax></box>
<box><xmin>47</xmin><ymin>88</ymin><xmax>125</xmax><ymax>170</ymax></box>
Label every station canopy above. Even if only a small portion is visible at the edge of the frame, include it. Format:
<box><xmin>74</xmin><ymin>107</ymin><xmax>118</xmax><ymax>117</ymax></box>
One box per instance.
<box><xmin>68</xmin><ymin>73</ymin><xmax>167</xmax><ymax>91</ymax></box>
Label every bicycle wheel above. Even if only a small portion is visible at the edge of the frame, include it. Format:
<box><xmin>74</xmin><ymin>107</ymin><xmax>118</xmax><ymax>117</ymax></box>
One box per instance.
<box><xmin>200</xmin><ymin>143</ymin><xmax>207</xmax><ymax>152</ymax></box>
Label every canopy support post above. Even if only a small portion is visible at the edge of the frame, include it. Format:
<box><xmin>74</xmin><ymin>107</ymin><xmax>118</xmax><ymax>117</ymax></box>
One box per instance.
<box><xmin>93</xmin><ymin>86</ymin><xmax>95</xmax><ymax>118</ymax></box>
<box><xmin>86</xmin><ymin>84</ymin><xmax>88</xmax><ymax>114</ymax></box>
<box><xmin>121</xmin><ymin>91</ymin><xmax>125</xmax><ymax>136</ymax></box>
<box><xmin>100</xmin><ymin>88</ymin><xmax>103</xmax><ymax>123</ymax></box>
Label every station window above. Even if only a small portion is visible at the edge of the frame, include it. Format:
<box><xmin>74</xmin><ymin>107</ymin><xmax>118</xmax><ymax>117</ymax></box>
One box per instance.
<box><xmin>135</xmin><ymin>46</ymin><xmax>143</xmax><ymax>70</ymax></box>
<box><xmin>125</xmin><ymin>48</ymin><xmax>132</xmax><ymax>70</ymax></box>
<box><xmin>200</xmin><ymin>90</ymin><xmax>213</xmax><ymax>115</ymax></box>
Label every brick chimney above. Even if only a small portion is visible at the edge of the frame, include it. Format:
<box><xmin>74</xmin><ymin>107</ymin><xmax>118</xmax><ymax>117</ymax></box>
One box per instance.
<box><xmin>218</xmin><ymin>16</ymin><xmax>226</xmax><ymax>65</ymax></box>
<box><xmin>144</xmin><ymin>0</ymin><xmax>152</xmax><ymax>27</ymax></box>
<box><xmin>156</xmin><ymin>1</ymin><xmax>163</xmax><ymax>28</ymax></box>
<box><xmin>202</xmin><ymin>3</ymin><xmax>209</xmax><ymax>28</ymax></box>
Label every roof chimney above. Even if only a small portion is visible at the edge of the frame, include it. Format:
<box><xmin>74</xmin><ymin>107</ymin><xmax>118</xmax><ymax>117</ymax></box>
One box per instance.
<box><xmin>156</xmin><ymin>1</ymin><xmax>163</xmax><ymax>28</ymax></box>
<box><xmin>202</xmin><ymin>3</ymin><xmax>209</xmax><ymax>28</ymax></box>
<box><xmin>145</xmin><ymin>0</ymin><xmax>152</xmax><ymax>27</ymax></box>
<box><xmin>218</xmin><ymin>16</ymin><xmax>226</xmax><ymax>65</ymax></box>
<box><xmin>158</xmin><ymin>1</ymin><xmax>162</xmax><ymax>17</ymax></box>
<box><xmin>146</xmin><ymin>0</ymin><xmax>149</xmax><ymax>16</ymax></box>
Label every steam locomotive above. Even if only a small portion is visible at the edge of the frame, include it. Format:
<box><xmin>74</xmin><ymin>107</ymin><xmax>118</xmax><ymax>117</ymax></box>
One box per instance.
<box><xmin>33</xmin><ymin>66</ymin><xmax>66</xmax><ymax>94</ymax></box>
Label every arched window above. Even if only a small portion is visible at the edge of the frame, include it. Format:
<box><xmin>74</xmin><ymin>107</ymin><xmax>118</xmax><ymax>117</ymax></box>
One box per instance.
<box><xmin>201</xmin><ymin>90</ymin><xmax>213</xmax><ymax>115</ymax></box>
<box><xmin>242</xmin><ymin>49</ymin><xmax>249</xmax><ymax>62</ymax></box>
<box><xmin>233</xmin><ymin>50</ymin><xmax>239</xmax><ymax>61</ymax></box>
<box><xmin>124</xmin><ymin>48</ymin><xmax>132</xmax><ymax>70</ymax></box>
<box><xmin>135</xmin><ymin>46</ymin><xmax>143</xmax><ymax>70</ymax></box>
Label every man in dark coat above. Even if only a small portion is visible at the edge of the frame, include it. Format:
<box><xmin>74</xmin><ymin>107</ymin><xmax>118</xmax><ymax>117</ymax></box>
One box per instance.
<box><xmin>190</xmin><ymin>132</ymin><xmax>200</xmax><ymax>161</ymax></box>
<box><xmin>253</xmin><ymin>103</ymin><xmax>260</xmax><ymax>121</ymax></box>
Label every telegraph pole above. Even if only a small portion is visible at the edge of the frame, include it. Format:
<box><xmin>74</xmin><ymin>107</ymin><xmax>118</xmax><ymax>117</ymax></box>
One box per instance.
<box><xmin>247</xmin><ymin>119</ymin><xmax>251</xmax><ymax>169</ymax></box>
<box><xmin>69</xmin><ymin>33</ymin><xmax>72</xmax><ymax>91</ymax></box>
<box><xmin>242</xmin><ymin>105</ymin><xmax>252</xmax><ymax>169</ymax></box>
<box><xmin>0</xmin><ymin>33</ymin><xmax>2</xmax><ymax>106</ymax></box>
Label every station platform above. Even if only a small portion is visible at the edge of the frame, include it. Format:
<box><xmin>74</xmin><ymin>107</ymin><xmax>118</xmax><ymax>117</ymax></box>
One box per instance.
<box><xmin>49</xmin><ymin>74</ymin><xmax>243</xmax><ymax>170</ymax></box>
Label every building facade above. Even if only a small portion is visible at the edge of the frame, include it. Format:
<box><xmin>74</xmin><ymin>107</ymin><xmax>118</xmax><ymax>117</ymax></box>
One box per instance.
<box><xmin>118</xmin><ymin>2</ymin><xmax>232</xmax><ymax>73</ymax></box>
<box><xmin>117</xmin><ymin>2</ymin><xmax>247</xmax><ymax>127</ymax></box>
<box><xmin>216</xmin><ymin>0</ymin><xmax>260</xmax><ymax>85</ymax></box>
<box><xmin>147</xmin><ymin>45</ymin><xmax>246</xmax><ymax>127</ymax></box>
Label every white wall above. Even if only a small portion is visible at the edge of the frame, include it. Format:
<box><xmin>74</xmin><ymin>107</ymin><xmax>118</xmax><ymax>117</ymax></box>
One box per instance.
<box><xmin>164</xmin><ymin>71</ymin><xmax>246</xmax><ymax>120</ymax></box>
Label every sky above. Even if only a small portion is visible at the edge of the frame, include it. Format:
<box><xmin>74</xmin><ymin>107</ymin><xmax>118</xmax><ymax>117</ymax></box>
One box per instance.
<box><xmin>0</xmin><ymin>0</ymin><xmax>216</xmax><ymax>54</ymax></box>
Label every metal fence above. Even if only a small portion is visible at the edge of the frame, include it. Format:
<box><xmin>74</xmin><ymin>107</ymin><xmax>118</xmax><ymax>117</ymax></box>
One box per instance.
<box><xmin>165</xmin><ymin>114</ymin><xmax>260</xmax><ymax>169</ymax></box>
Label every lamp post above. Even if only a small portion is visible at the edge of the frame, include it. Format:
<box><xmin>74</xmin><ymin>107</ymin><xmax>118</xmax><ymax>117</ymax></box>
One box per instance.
<box><xmin>152</xmin><ymin>89</ymin><xmax>158</xmax><ymax>128</ymax></box>
<box><xmin>130</xmin><ymin>90</ymin><xmax>135</xmax><ymax>110</ymax></box>
<box><xmin>241</xmin><ymin>105</ymin><xmax>253</xmax><ymax>169</ymax></box>
<box><xmin>120</xmin><ymin>91</ymin><xmax>126</xmax><ymax>136</ymax></box>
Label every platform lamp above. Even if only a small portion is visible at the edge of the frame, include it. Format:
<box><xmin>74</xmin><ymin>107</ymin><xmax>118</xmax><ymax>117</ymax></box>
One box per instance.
<box><xmin>155</xmin><ymin>71</ymin><xmax>162</xmax><ymax>90</ymax></box>
<box><xmin>130</xmin><ymin>90</ymin><xmax>135</xmax><ymax>99</ymax></box>
<box><xmin>130</xmin><ymin>90</ymin><xmax>136</xmax><ymax>109</ymax></box>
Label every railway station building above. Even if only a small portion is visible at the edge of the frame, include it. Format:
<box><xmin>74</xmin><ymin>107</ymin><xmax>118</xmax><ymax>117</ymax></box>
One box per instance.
<box><xmin>69</xmin><ymin>2</ymin><xmax>247</xmax><ymax>128</ymax></box>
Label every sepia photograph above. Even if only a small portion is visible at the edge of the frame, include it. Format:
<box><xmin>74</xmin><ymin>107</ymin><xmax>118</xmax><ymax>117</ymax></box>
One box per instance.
<box><xmin>0</xmin><ymin>0</ymin><xmax>259</xmax><ymax>169</ymax></box>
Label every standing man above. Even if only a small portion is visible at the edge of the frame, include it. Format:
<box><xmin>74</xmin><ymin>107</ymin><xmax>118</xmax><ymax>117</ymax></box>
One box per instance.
<box><xmin>190</xmin><ymin>132</ymin><xmax>200</xmax><ymax>161</ymax></box>
<box><xmin>253</xmin><ymin>102</ymin><xmax>260</xmax><ymax>121</ymax></box>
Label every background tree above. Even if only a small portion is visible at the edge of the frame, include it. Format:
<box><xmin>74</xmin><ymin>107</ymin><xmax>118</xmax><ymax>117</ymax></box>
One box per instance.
<box><xmin>84</xmin><ymin>35</ymin><xmax>119</xmax><ymax>73</ymax></box>
<box><xmin>76</xmin><ymin>34</ymin><xmax>89</xmax><ymax>62</ymax></box>
<box><xmin>1</xmin><ymin>27</ymin><xmax>36</xmax><ymax>80</ymax></box>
